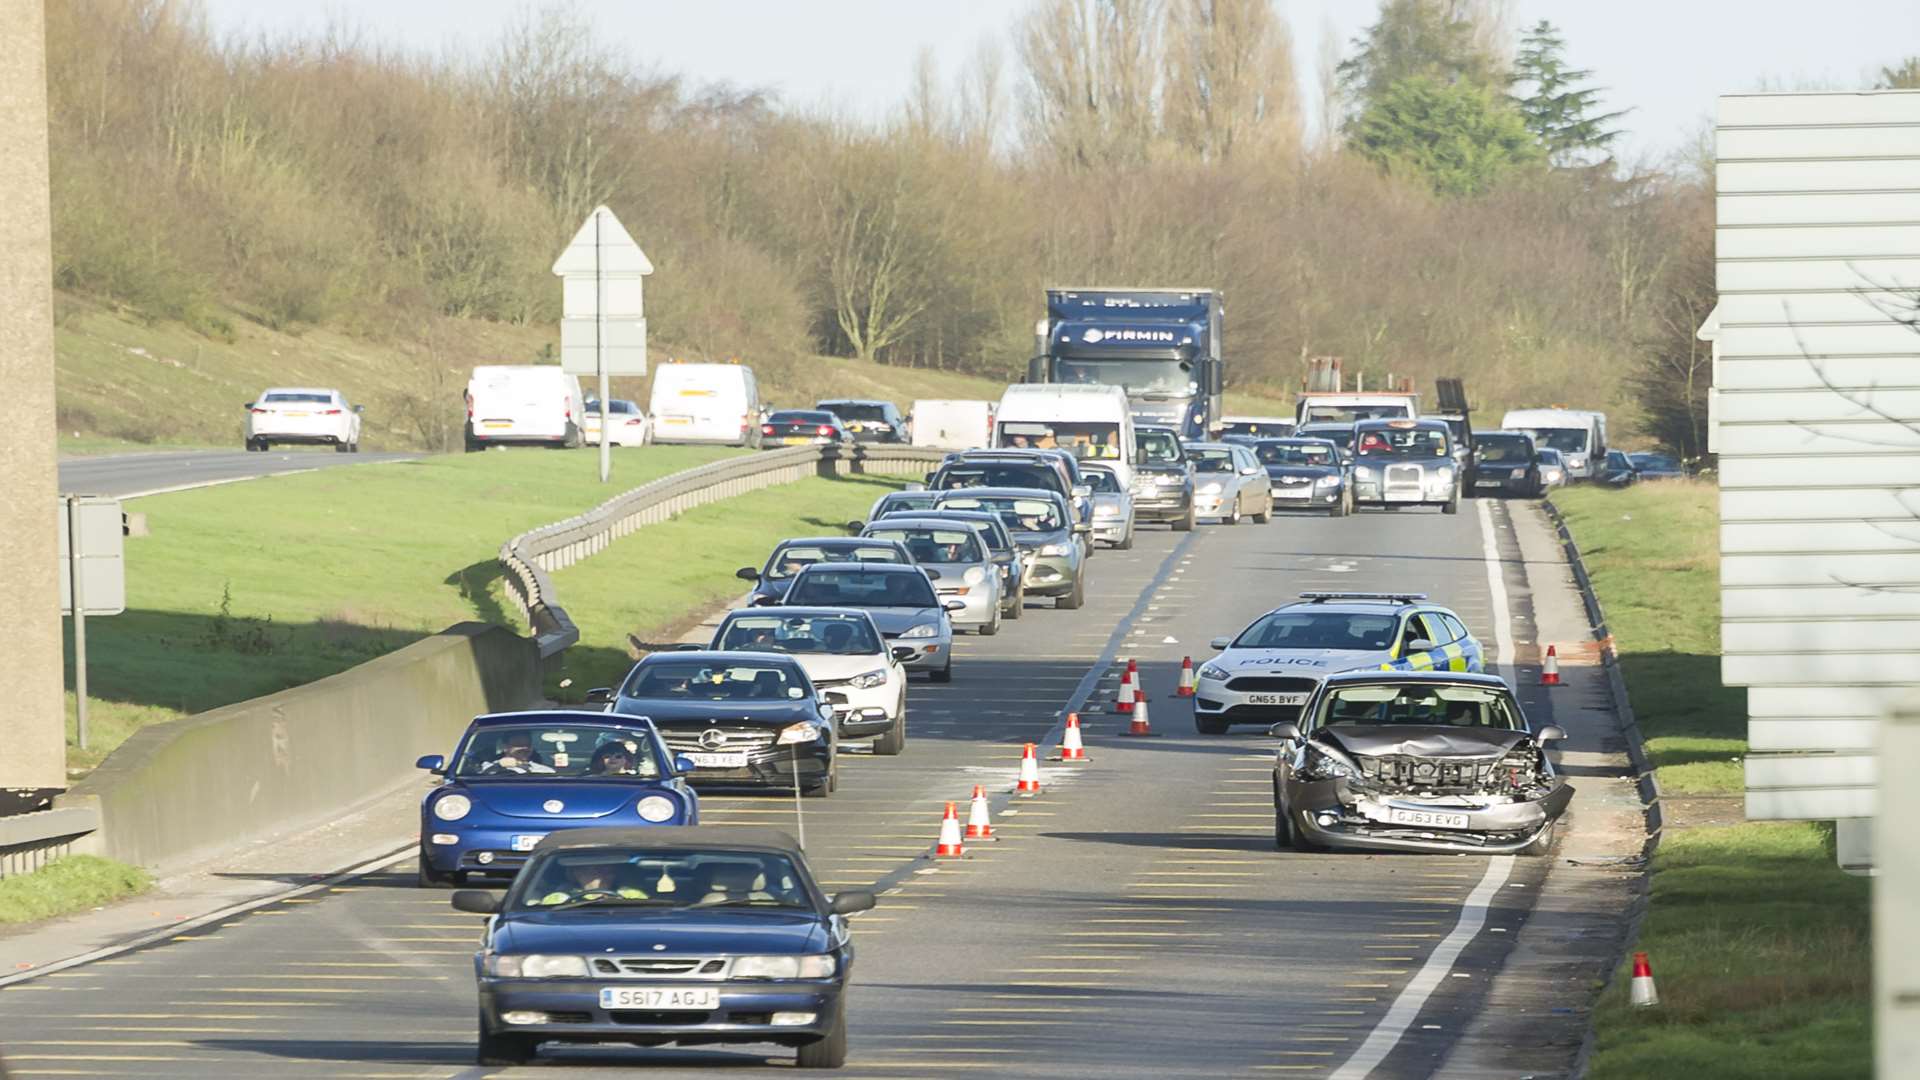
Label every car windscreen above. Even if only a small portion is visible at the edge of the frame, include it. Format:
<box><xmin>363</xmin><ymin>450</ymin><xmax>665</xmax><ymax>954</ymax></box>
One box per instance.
<box><xmin>998</xmin><ymin>421</ymin><xmax>1123</xmax><ymax>462</ymax></box>
<box><xmin>1475</xmin><ymin>436</ymin><xmax>1533</xmax><ymax>464</ymax></box>
<box><xmin>1135</xmin><ymin>429</ymin><xmax>1185</xmax><ymax>464</ymax></box>
<box><xmin>1356</xmin><ymin>427</ymin><xmax>1449</xmax><ymax>458</ymax></box>
<box><xmin>937</xmin><ymin>495</ymin><xmax>1063</xmax><ymax>533</ymax></box>
<box><xmin>620</xmin><ymin>659</ymin><xmax>810</xmax><ymax>702</ymax></box>
<box><xmin>1235</xmin><ymin>611</ymin><xmax>1398</xmax><ymax>651</ymax></box>
<box><xmin>263</xmin><ymin>392</ymin><xmax>332</xmax><ymax>404</ymax></box>
<box><xmin>787</xmin><ymin>569</ymin><xmax>938</xmax><ymax>608</ymax></box>
<box><xmin>1524</xmin><ymin>427</ymin><xmax>1588</xmax><ymax>453</ymax></box>
<box><xmin>1536</xmin><ymin>449</ymin><xmax>1563</xmax><ymax>465</ymax></box>
<box><xmin>1080</xmin><ymin>468</ymin><xmax>1123</xmax><ymax>493</ymax></box>
<box><xmin>1188</xmin><ymin>448</ymin><xmax>1235</xmax><ymax>473</ymax></box>
<box><xmin>1298</xmin><ymin>426</ymin><xmax>1354</xmax><ymax>449</ymax></box>
<box><xmin>1054</xmin><ymin>358</ymin><xmax>1191</xmax><ymax>393</ymax></box>
<box><xmin>823</xmin><ymin>402</ymin><xmax>890</xmax><ymax>422</ymax></box>
<box><xmin>451</xmin><ymin>723</ymin><xmax>663</xmax><ymax>779</ymax></box>
<box><xmin>515</xmin><ymin>849</ymin><xmax>811</xmax><ymax>911</ymax></box>
<box><xmin>764</xmin><ymin>543</ymin><xmax>904</xmax><ymax>580</ymax></box>
<box><xmin>1255</xmin><ymin>441</ymin><xmax>1336</xmax><ymax>467</ymax></box>
<box><xmin>1314</xmin><ymin>684</ymin><xmax>1520</xmax><ymax>731</ymax></box>
<box><xmin>875</xmin><ymin>493</ymin><xmax>941</xmax><ymax>516</ymax></box>
<box><xmin>718</xmin><ymin>613</ymin><xmax>881</xmax><ymax>656</ymax></box>
<box><xmin>770</xmin><ymin>411</ymin><xmax>835</xmax><ymax>425</ymax></box>
<box><xmin>864</xmin><ymin>527</ymin><xmax>983</xmax><ymax>564</ymax></box>
<box><xmin>935</xmin><ymin>464</ymin><xmax>1064</xmax><ymax>493</ymax></box>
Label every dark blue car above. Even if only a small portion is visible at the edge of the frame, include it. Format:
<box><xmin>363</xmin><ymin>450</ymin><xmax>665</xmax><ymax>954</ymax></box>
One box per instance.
<box><xmin>454</xmin><ymin>826</ymin><xmax>874</xmax><ymax>1068</ymax></box>
<box><xmin>416</xmin><ymin>710</ymin><xmax>699</xmax><ymax>887</ymax></box>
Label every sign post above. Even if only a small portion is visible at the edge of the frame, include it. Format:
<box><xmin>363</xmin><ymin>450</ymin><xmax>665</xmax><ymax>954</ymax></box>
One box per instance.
<box><xmin>58</xmin><ymin>495</ymin><xmax>126</xmax><ymax>750</ymax></box>
<box><xmin>552</xmin><ymin>206</ymin><xmax>652</xmax><ymax>483</ymax></box>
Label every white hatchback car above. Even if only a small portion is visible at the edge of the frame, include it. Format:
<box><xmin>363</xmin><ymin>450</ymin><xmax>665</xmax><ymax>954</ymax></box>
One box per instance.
<box><xmin>709</xmin><ymin>608</ymin><xmax>909</xmax><ymax>755</ymax></box>
<box><xmin>246</xmin><ymin>388</ymin><xmax>362</xmax><ymax>452</ymax></box>
<box><xmin>583</xmin><ymin>398</ymin><xmax>653</xmax><ymax>447</ymax></box>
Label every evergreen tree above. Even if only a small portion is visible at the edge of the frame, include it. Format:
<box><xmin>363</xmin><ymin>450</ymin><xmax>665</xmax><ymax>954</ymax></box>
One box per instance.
<box><xmin>1349</xmin><ymin>75</ymin><xmax>1543</xmax><ymax>197</ymax></box>
<box><xmin>1879</xmin><ymin>56</ymin><xmax>1920</xmax><ymax>89</ymax></box>
<box><xmin>1336</xmin><ymin>0</ymin><xmax>1502</xmax><ymax>127</ymax></box>
<box><xmin>1508</xmin><ymin>20</ymin><xmax>1628</xmax><ymax>166</ymax></box>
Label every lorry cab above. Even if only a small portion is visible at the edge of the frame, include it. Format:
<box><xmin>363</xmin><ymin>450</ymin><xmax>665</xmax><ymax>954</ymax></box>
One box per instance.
<box><xmin>993</xmin><ymin>384</ymin><xmax>1137</xmax><ymax>491</ymax></box>
<box><xmin>1032</xmin><ymin>287</ymin><xmax>1224</xmax><ymax>439</ymax></box>
<box><xmin>648</xmin><ymin>362</ymin><xmax>761</xmax><ymax>447</ymax></box>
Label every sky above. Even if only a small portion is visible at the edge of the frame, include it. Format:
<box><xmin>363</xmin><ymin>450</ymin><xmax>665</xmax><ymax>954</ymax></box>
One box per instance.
<box><xmin>200</xmin><ymin>0</ymin><xmax>1920</xmax><ymax>164</ymax></box>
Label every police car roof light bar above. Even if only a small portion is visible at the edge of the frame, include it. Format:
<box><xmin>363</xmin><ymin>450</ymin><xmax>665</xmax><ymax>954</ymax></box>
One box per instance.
<box><xmin>1298</xmin><ymin>591</ymin><xmax>1428</xmax><ymax>604</ymax></box>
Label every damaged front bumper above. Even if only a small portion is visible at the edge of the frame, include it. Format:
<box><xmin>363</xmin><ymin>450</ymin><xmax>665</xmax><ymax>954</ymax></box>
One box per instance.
<box><xmin>1284</xmin><ymin>777</ymin><xmax>1574</xmax><ymax>854</ymax></box>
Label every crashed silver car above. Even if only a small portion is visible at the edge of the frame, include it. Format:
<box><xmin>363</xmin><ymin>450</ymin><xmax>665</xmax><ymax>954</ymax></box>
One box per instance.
<box><xmin>1269</xmin><ymin>671</ymin><xmax>1571</xmax><ymax>855</ymax></box>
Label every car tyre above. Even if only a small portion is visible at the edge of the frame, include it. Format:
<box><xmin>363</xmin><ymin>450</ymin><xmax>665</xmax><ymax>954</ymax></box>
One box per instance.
<box><xmin>1329</xmin><ymin>491</ymin><xmax>1348</xmax><ymax>517</ymax></box>
<box><xmin>1252</xmin><ymin>500</ymin><xmax>1271</xmax><ymax>524</ymax></box>
<box><xmin>1274</xmin><ymin>789</ymin><xmax>1321</xmax><ymax>853</ymax></box>
<box><xmin>562</xmin><ymin>422</ymin><xmax>583</xmax><ymax>449</ymax></box>
<box><xmin>1005</xmin><ymin>584</ymin><xmax>1024</xmax><ymax>619</ymax></box>
<box><xmin>1057</xmin><ymin>575</ymin><xmax>1085</xmax><ymax>611</ymax></box>
<box><xmin>1117</xmin><ymin>525</ymin><xmax>1134</xmax><ymax>550</ymax></box>
<box><xmin>416</xmin><ymin>857</ymin><xmax>457</xmax><ymax>889</ymax></box>
<box><xmin>873</xmin><ymin>714</ymin><xmax>906</xmax><ymax>756</ymax></box>
<box><xmin>477</xmin><ymin>1017</ymin><xmax>536</xmax><ymax>1067</ymax></box>
<box><xmin>930</xmin><ymin>661</ymin><xmax>953</xmax><ymax>684</ymax></box>
<box><xmin>1520</xmin><ymin>819</ymin><xmax>1556</xmax><ymax>857</ymax></box>
<box><xmin>796</xmin><ymin>1007</ymin><xmax>848</xmax><ymax>1069</ymax></box>
<box><xmin>1442</xmin><ymin>492</ymin><xmax>1460</xmax><ymax>515</ymax></box>
<box><xmin>1225</xmin><ymin>498</ymin><xmax>1242</xmax><ymax>525</ymax></box>
<box><xmin>979</xmin><ymin>610</ymin><xmax>1000</xmax><ymax>636</ymax></box>
<box><xmin>1173</xmin><ymin>507</ymin><xmax>1195</xmax><ymax>532</ymax></box>
<box><xmin>1195</xmin><ymin>714</ymin><xmax>1229</xmax><ymax>736</ymax></box>
<box><xmin>334</xmin><ymin>440</ymin><xmax>352</xmax><ymax>453</ymax></box>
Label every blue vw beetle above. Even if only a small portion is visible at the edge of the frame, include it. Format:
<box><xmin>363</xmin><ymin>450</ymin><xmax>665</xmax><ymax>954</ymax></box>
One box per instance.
<box><xmin>416</xmin><ymin>710</ymin><xmax>700</xmax><ymax>887</ymax></box>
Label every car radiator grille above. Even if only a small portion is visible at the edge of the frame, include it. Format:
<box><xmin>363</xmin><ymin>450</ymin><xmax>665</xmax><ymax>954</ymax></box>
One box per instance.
<box><xmin>1385</xmin><ymin>465</ymin><xmax>1424</xmax><ymax>494</ymax></box>
<box><xmin>1224</xmin><ymin>676</ymin><xmax>1319</xmax><ymax>693</ymax></box>
<box><xmin>657</xmin><ymin>726</ymin><xmax>779</xmax><ymax>754</ymax></box>
<box><xmin>1357</xmin><ymin>754</ymin><xmax>1498</xmax><ymax>792</ymax></box>
<box><xmin>592</xmin><ymin>956</ymin><xmax>727</xmax><ymax>978</ymax></box>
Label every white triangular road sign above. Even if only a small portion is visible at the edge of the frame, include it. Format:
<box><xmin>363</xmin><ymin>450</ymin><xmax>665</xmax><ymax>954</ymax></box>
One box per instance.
<box><xmin>551</xmin><ymin>206</ymin><xmax>653</xmax><ymax>276</ymax></box>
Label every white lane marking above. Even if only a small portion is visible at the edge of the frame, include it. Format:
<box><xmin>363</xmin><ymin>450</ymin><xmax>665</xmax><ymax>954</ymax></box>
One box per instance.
<box><xmin>1475</xmin><ymin>496</ymin><xmax>1517</xmax><ymax>672</ymax></box>
<box><xmin>1327</xmin><ymin>856</ymin><xmax>1515</xmax><ymax>1080</ymax></box>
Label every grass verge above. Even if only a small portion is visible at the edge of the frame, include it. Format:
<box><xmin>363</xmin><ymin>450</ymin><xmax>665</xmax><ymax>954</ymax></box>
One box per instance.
<box><xmin>0</xmin><ymin>855</ymin><xmax>153</xmax><ymax>925</ymax></box>
<box><xmin>67</xmin><ymin>445</ymin><xmax>739</xmax><ymax>771</ymax></box>
<box><xmin>547</xmin><ymin>472</ymin><xmax>908</xmax><ymax>697</ymax></box>
<box><xmin>1561</xmin><ymin>480</ymin><xmax>1873</xmax><ymax>1080</ymax></box>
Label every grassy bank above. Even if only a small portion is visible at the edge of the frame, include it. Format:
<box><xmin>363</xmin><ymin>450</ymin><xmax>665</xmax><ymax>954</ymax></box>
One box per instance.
<box><xmin>1561</xmin><ymin>481</ymin><xmax>1873</xmax><ymax>1080</ymax></box>
<box><xmin>0</xmin><ymin>856</ymin><xmax>152</xmax><ymax>925</ymax></box>
<box><xmin>548</xmin><ymin>472</ymin><xmax>909</xmax><ymax>696</ymax></box>
<box><xmin>66</xmin><ymin>445</ymin><xmax>738</xmax><ymax>770</ymax></box>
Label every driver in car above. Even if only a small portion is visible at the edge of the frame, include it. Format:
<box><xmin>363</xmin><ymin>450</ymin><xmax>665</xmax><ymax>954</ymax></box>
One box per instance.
<box><xmin>819</xmin><ymin>621</ymin><xmax>856</xmax><ymax>653</ymax></box>
<box><xmin>529</xmin><ymin>858</ymin><xmax>647</xmax><ymax>905</ymax></box>
<box><xmin>481</xmin><ymin>733</ymin><xmax>555</xmax><ymax>774</ymax></box>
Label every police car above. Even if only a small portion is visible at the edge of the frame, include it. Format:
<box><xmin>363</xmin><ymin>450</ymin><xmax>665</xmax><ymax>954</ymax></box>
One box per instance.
<box><xmin>1193</xmin><ymin>593</ymin><xmax>1484</xmax><ymax>734</ymax></box>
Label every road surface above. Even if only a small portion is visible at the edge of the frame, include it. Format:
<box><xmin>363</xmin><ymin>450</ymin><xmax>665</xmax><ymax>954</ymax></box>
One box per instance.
<box><xmin>58</xmin><ymin>449</ymin><xmax>421</xmax><ymax>499</ymax></box>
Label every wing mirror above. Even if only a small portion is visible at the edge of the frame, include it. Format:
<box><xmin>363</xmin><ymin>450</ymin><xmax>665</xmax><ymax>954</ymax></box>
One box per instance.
<box><xmin>415</xmin><ymin>754</ymin><xmax>446</xmax><ymax>774</ymax></box>
<box><xmin>1406</xmin><ymin>639</ymin><xmax>1434</xmax><ymax>653</ymax></box>
<box><xmin>736</xmin><ymin>567</ymin><xmax>760</xmax><ymax>581</ymax></box>
<box><xmin>830</xmin><ymin>891</ymin><xmax>877</xmax><ymax>915</ymax></box>
<box><xmin>583</xmin><ymin>687</ymin><xmax>613</xmax><ymax>705</ymax></box>
<box><xmin>924</xmin><ymin>568</ymin><xmax>943</xmax><ymax>580</ymax></box>
<box><xmin>673</xmin><ymin>754</ymin><xmax>698</xmax><ymax>774</ymax></box>
<box><xmin>1535</xmin><ymin>725</ymin><xmax>1567</xmax><ymax>743</ymax></box>
<box><xmin>1072</xmin><ymin>485</ymin><xmax>1092</xmax><ymax>498</ymax></box>
<box><xmin>1267</xmin><ymin>722</ymin><xmax>1302</xmax><ymax>741</ymax></box>
<box><xmin>243</xmin><ymin>401</ymin><xmax>255</xmax><ymax>410</ymax></box>
<box><xmin>923</xmin><ymin>472</ymin><xmax>938</xmax><ymax>484</ymax></box>
<box><xmin>352</xmin><ymin>404</ymin><xmax>366</xmax><ymax>414</ymax></box>
<box><xmin>1209</xmin><ymin>636</ymin><xmax>1231</xmax><ymax>650</ymax></box>
<box><xmin>845</xmin><ymin>520</ymin><xmax>866</xmax><ymax>533</ymax></box>
<box><xmin>891</xmin><ymin>646</ymin><xmax>917</xmax><ymax>662</ymax></box>
<box><xmin>450</xmin><ymin>889</ymin><xmax>501</xmax><ymax>914</ymax></box>
<box><xmin>1074</xmin><ymin>523</ymin><xmax>1092</xmax><ymax>535</ymax></box>
<box><xmin>943</xmin><ymin>599</ymin><xmax>966</xmax><ymax>611</ymax></box>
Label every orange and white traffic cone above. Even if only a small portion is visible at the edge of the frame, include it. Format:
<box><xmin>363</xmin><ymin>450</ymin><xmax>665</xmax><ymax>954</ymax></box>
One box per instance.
<box><xmin>1122</xmin><ymin>695</ymin><xmax>1155</xmax><ymax>737</ymax></box>
<box><xmin>1016</xmin><ymin>743</ymin><xmax>1043</xmax><ymax>795</ymax></box>
<box><xmin>1114</xmin><ymin>666</ymin><xmax>1136</xmax><ymax>713</ymax></box>
<box><xmin>1059</xmin><ymin>712</ymin><xmax>1089</xmax><ymax>761</ymax></box>
<box><xmin>935</xmin><ymin>801</ymin><xmax>966</xmax><ymax>857</ymax></box>
<box><xmin>1176</xmin><ymin>656</ymin><xmax>1196</xmax><ymax>697</ymax></box>
<box><xmin>1540</xmin><ymin>645</ymin><xmax>1562</xmax><ymax>687</ymax></box>
<box><xmin>1629</xmin><ymin>951</ymin><xmax>1658</xmax><ymax>1006</ymax></box>
<box><xmin>965</xmin><ymin>784</ymin><xmax>995</xmax><ymax>840</ymax></box>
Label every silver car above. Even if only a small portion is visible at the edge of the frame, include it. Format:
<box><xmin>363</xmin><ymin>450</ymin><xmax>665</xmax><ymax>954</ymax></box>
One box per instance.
<box><xmin>1079</xmin><ymin>462</ymin><xmax>1136</xmax><ymax>549</ymax></box>
<box><xmin>859</xmin><ymin>517</ymin><xmax>1005</xmax><ymax>635</ymax></box>
<box><xmin>778</xmin><ymin>562</ymin><xmax>959</xmax><ymax>682</ymax></box>
<box><xmin>1184</xmin><ymin>442</ymin><xmax>1274</xmax><ymax>524</ymax></box>
<box><xmin>898</xmin><ymin>508</ymin><xmax>1026</xmax><ymax>620</ymax></box>
<box><xmin>934</xmin><ymin>488</ymin><xmax>1090</xmax><ymax>610</ymax></box>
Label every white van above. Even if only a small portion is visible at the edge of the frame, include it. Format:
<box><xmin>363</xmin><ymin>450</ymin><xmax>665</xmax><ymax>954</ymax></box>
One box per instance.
<box><xmin>994</xmin><ymin>383</ymin><xmax>1137</xmax><ymax>490</ymax></box>
<box><xmin>464</xmin><ymin>366</ymin><xmax>585</xmax><ymax>452</ymax></box>
<box><xmin>648</xmin><ymin>362</ymin><xmax>761</xmax><ymax>446</ymax></box>
<box><xmin>1500</xmin><ymin>408</ymin><xmax>1608</xmax><ymax>480</ymax></box>
<box><xmin>911</xmin><ymin>399</ymin><xmax>995</xmax><ymax>450</ymax></box>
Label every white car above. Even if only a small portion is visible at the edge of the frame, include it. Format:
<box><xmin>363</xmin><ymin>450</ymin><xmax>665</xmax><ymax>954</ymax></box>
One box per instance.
<box><xmin>710</xmin><ymin>608</ymin><xmax>908</xmax><ymax>755</ymax></box>
<box><xmin>245</xmin><ymin>387</ymin><xmax>362</xmax><ymax>453</ymax></box>
<box><xmin>1193</xmin><ymin>593</ymin><xmax>1485</xmax><ymax>735</ymax></box>
<box><xmin>583</xmin><ymin>398</ymin><xmax>653</xmax><ymax>446</ymax></box>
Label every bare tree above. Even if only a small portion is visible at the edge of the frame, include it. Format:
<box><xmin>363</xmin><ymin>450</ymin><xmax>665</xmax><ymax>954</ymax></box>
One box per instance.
<box><xmin>1018</xmin><ymin>0</ymin><xmax>1163</xmax><ymax>167</ymax></box>
<box><xmin>1312</xmin><ymin>15</ymin><xmax>1344</xmax><ymax>153</ymax></box>
<box><xmin>1160</xmin><ymin>0</ymin><xmax>1301</xmax><ymax>162</ymax></box>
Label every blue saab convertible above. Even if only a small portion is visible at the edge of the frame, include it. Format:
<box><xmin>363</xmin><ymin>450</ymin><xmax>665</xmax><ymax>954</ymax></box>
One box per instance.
<box><xmin>455</xmin><ymin>826</ymin><xmax>874</xmax><ymax>1069</ymax></box>
<box><xmin>416</xmin><ymin>710</ymin><xmax>700</xmax><ymax>887</ymax></box>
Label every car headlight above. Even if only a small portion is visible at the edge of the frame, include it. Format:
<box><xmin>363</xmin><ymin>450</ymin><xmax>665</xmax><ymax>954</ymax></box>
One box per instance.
<box><xmin>1039</xmin><ymin>542</ymin><xmax>1072</xmax><ymax>556</ymax></box>
<box><xmin>900</xmin><ymin>623</ymin><xmax>938</xmax><ymax>639</ymax></box>
<box><xmin>963</xmin><ymin>566</ymin><xmax>986</xmax><ymax>586</ymax></box>
<box><xmin>1315</xmin><ymin>475</ymin><xmax>1340</xmax><ymax>488</ymax></box>
<box><xmin>1299</xmin><ymin>748</ymin><xmax>1353</xmax><ymax>781</ymax></box>
<box><xmin>636</xmin><ymin>795</ymin><xmax>678</xmax><ymax>822</ymax></box>
<box><xmin>1198</xmin><ymin>481</ymin><xmax>1222</xmax><ymax>494</ymax></box>
<box><xmin>849</xmin><ymin>669</ymin><xmax>888</xmax><ymax>689</ymax></box>
<box><xmin>1156</xmin><ymin>474</ymin><xmax>1181</xmax><ymax>485</ymax></box>
<box><xmin>489</xmin><ymin>954</ymin><xmax>589</xmax><ymax>978</ymax></box>
<box><xmin>1353</xmin><ymin>466</ymin><xmax>1375</xmax><ymax>479</ymax></box>
<box><xmin>778</xmin><ymin>722</ymin><xmax>822</xmax><ymax>745</ymax></box>
<box><xmin>1199</xmin><ymin>664</ymin><xmax>1229</xmax><ymax>680</ymax></box>
<box><xmin>1510</xmin><ymin>468</ymin><xmax>1527</xmax><ymax>479</ymax></box>
<box><xmin>1094</xmin><ymin>504</ymin><xmax>1119</xmax><ymax>517</ymax></box>
<box><xmin>431</xmin><ymin>794</ymin><xmax>472</xmax><ymax>821</ymax></box>
<box><xmin>1433</xmin><ymin>466</ymin><xmax>1455</xmax><ymax>482</ymax></box>
<box><xmin>732</xmin><ymin>954</ymin><xmax>837</xmax><ymax>979</ymax></box>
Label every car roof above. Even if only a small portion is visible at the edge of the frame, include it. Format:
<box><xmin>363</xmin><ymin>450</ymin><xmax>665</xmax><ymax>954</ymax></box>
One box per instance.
<box><xmin>1255</xmin><ymin>437</ymin><xmax>1335</xmax><ymax>447</ymax></box>
<box><xmin>470</xmin><ymin>709</ymin><xmax>655</xmax><ymax>728</ymax></box>
<box><xmin>1319</xmin><ymin>669</ymin><xmax>1510</xmax><ymax>691</ymax></box>
<box><xmin>260</xmin><ymin>387</ymin><xmax>339</xmax><ymax>396</ymax></box>
<box><xmin>935</xmin><ymin>486</ymin><xmax>1068</xmax><ymax>504</ymax></box>
<box><xmin>1355</xmin><ymin>418</ymin><xmax>1451</xmax><ymax>431</ymax></box>
<box><xmin>532</xmin><ymin>825</ymin><xmax>802</xmax><ymax>855</ymax></box>
<box><xmin>638</xmin><ymin>649</ymin><xmax>805</xmax><ymax>665</ymax></box>
<box><xmin>775</xmin><ymin>536</ymin><xmax>902</xmax><ymax>548</ymax></box>
<box><xmin>867</xmin><ymin>515</ymin><xmax>992</xmax><ymax>533</ymax></box>
<box><xmin>791</xmin><ymin>561</ymin><xmax>926</xmax><ymax>575</ymax></box>
<box><xmin>723</xmin><ymin>606</ymin><xmax>879</xmax><ymax>623</ymax></box>
<box><xmin>817</xmin><ymin>398</ymin><xmax>888</xmax><ymax>407</ymax></box>
<box><xmin>1474</xmin><ymin>429</ymin><xmax>1532</xmax><ymax>438</ymax></box>
<box><xmin>1183</xmin><ymin>441</ymin><xmax>1234</xmax><ymax>451</ymax></box>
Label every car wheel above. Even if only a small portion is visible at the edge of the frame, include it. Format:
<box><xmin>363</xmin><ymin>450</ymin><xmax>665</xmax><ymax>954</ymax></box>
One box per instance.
<box><xmin>1520</xmin><ymin>819</ymin><xmax>1556</xmax><ymax>857</ymax></box>
<box><xmin>1329</xmin><ymin>492</ymin><xmax>1348</xmax><ymax>517</ymax></box>
<box><xmin>477</xmin><ymin>1016</ymin><xmax>536</xmax><ymax>1067</ymax></box>
<box><xmin>1117</xmin><ymin>525</ymin><xmax>1134</xmax><ymax>550</ymax></box>
<box><xmin>1225</xmin><ymin>498</ymin><xmax>1242</xmax><ymax>525</ymax></box>
<box><xmin>1442</xmin><ymin>493</ymin><xmax>1460</xmax><ymax>515</ymax></box>
<box><xmin>872</xmin><ymin>715</ymin><xmax>906</xmax><ymax>756</ymax></box>
<box><xmin>795</xmin><ymin>1007</ymin><xmax>848</xmax><ymax>1069</ymax></box>
<box><xmin>1195</xmin><ymin>714</ymin><xmax>1229</xmax><ymax>736</ymax></box>
<box><xmin>979</xmin><ymin>613</ymin><xmax>999</xmax><ymax>636</ymax></box>
<box><xmin>803</xmin><ymin>771</ymin><xmax>834</xmax><ymax>799</ymax></box>
<box><xmin>334</xmin><ymin>440</ymin><xmax>352</xmax><ymax>453</ymax></box>
<box><xmin>930</xmin><ymin>661</ymin><xmax>953</xmax><ymax>684</ymax></box>
<box><xmin>1173</xmin><ymin>507</ymin><xmax>1194</xmax><ymax>532</ymax></box>
<box><xmin>1005</xmin><ymin>587</ymin><xmax>1023</xmax><ymax>620</ymax></box>
<box><xmin>562</xmin><ymin>422</ymin><xmax>583</xmax><ymax>449</ymax></box>
<box><xmin>1274</xmin><ymin>787</ymin><xmax>1320</xmax><ymax>853</ymax></box>
<box><xmin>1252</xmin><ymin>499</ymin><xmax>1271</xmax><ymax>524</ymax></box>
<box><xmin>1057</xmin><ymin>575</ymin><xmax>1084</xmax><ymax>611</ymax></box>
<box><xmin>416</xmin><ymin>856</ymin><xmax>452</xmax><ymax>889</ymax></box>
